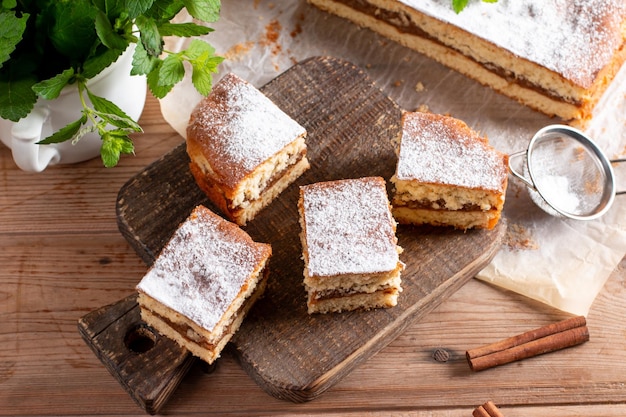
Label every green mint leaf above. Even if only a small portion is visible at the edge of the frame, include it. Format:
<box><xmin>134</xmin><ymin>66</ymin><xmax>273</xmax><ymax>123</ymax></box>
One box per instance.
<box><xmin>191</xmin><ymin>57</ymin><xmax>221</xmax><ymax>96</ymax></box>
<box><xmin>145</xmin><ymin>0</ymin><xmax>185</xmax><ymax>21</ymax></box>
<box><xmin>81</xmin><ymin>47</ymin><xmax>125</xmax><ymax>79</ymax></box>
<box><xmin>95</xmin><ymin>10</ymin><xmax>129</xmax><ymax>50</ymax></box>
<box><xmin>183</xmin><ymin>39</ymin><xmax>222</xmax><ymax>96</ymax></box>
<box><xmin>452</xmin><ymin>0</ymin><xmax>469</xmax><ymax>13</ymax></box>
<box><xmin>86</xmin><ymin>89</ymin><xmax>142</xmax><ymax>131</ymax></box>
<box><xmin>32</xmin><ymin>68</ymin><xmax>74</xmax><ymax>100</ymax></box>
<box><xmin>125</xmin><ymin>0</ymin><xmax>155</xmax><ymax>19</ymax></box>
<box><xmin>48</xmin><ymin>1</ymin><xmax>99</xmax><ymax>60</ymax></box>
<box><xmin>71</xmin><ymin>125</ymin><xmax>99</xmax><ymax>145</ymax></box>
<box><xmin>131</xmin><ymin>40</ymin><xmax>159</xmax><ymax>75</ymax></box>
<box><xmin>158</xmin><ymin>54</ymin><xmax>185</xmax><ymax>87</ymax></box>
<box><xmin>2</xmin><ymin>0</ymin><xmax>18</xmax><ymax>9</ymax></box>
<box><xmin>37</xmin><ymin>115</ymin><xmax>87</xmax><ymax>144</ymax></box>
<box><xmin>158</xmin><ymin>22</ymin><xmax>213</xmax><ymax>37</ymax></box>
<box><xmin>0</xmin><ymin>76</ymin><xmax>37</xmax><ymax>121</ymax></box>
<box><xmin>91</xmin><ymin>0</ymin><xmax>125</xmax><ymax>18</ymax></box>
<box><xmin>95</xmin><ymin>110</ymin><xmax>142</xmax><ymax>131</ymax></box>
<box><xmin>135</xmin><ymin>15</ymin><xmax>163</xmax><ymax>57</ymax></box>
<box><xmin>183</xmin><ymin>0</ymin><xmax>220</xmax><ymax>23</ymax></box>
<box><xmin>184</xmin><ymin>38</ymin><xmax>215</xmax><ymax>59</ymax></box>
<box><xmin>0</xmin><ymin>11</ymin><xmax>29</xmax><ymax>69</ymax></box>
<box><xmin>453</xmin><ymin>0</ymin><xmax>498</xmax><ymax>13</ymax></box>
<box><xmin>146</xmin><ymin>63</ymin><xmax>173</xmax><ymax>99</ymax></box>
<box><xmin>101</xmin><ymin>130</ymin><xmax>134</xmax><ymax>168</ymax></box>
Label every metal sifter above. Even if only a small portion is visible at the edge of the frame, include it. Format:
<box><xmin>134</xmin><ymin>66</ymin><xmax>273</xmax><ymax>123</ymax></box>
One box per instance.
<box><xmin>508</xmin><ymin>124</ymin><xmax>625</xmax><ymax>221</ymax></box>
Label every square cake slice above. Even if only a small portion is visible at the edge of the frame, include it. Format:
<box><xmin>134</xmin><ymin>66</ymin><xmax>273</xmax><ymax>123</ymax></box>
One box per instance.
<box><xmin>390</xmin><ymin>111</ymin><xmax>508</xmax><ymax>230</ymax></box>
<box><xmin>298</xmin><ymin>177</ymin><xmax>404</xmax><ymax>314</ymax></box>
<box><xmin>136</xmin><ymin>205</ymin><xmax>272</xmax><ymax>364</ymax></box>
<box><xmin>186</xmin><ymin>73</ymin><xmax>310</xmax><ymax>226</ymax></box>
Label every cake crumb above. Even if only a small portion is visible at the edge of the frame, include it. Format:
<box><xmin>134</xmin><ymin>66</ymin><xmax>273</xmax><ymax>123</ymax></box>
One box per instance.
<box><xmin>415</xmin><ymin>81</ymin><xmax>425</xmax><ymax>92</ymax></box>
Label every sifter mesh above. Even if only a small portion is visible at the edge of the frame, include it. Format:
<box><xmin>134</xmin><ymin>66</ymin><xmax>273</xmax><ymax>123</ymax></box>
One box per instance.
<box><xmin>510</xmin><ymin>125</ymin><xmax>619</xmax><ymax>221</ymax></box>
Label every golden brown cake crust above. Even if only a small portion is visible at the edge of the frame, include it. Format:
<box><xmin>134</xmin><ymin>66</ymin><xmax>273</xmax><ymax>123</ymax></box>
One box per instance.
<box><xmin>299</xmin><ymin>176</ymin><xmax>401</xmax><ymax>278</ymax></box>
<box><xmin>308</xmin><ymin>0</ymin><xmax>626</xmax><ymax>124</ymax></box>
<box><xmin>391</xmin><ymin>111</ymin><xmax>508</xmax><ymax>230</ymax></box>
<box><xmin>186</xmin><ymin>73</ymin><xmax>309</xmax><ymax>225</ymax></box>
<box><xmin>298</xmin><ymin>177</ymin><xmax>404</xmax><ymax>314</ymax></box>
<box><xmin>136</xmin><ymin>205</ymin><xmax>272</xmax><ymax>362</ymax></box>
<box><xmin>136</xmin><ymin>205</ymin><xmax>271</xmax><ymax>330</ymax></box>
<box><xmin>186</xmin><ymin>73</ymin><xmax>307</xmax><ymax>190</ymax></box>
<box><xmin>394</xmin><ymin>112</ymin><xmax>509</xmax><ymax>193</ymax></box>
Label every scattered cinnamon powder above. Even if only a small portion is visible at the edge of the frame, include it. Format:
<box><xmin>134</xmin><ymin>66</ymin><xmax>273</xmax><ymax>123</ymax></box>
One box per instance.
<box><xmin>291</xmin><ymin>22</ymin><xmax>303</xmax><ymax>38</ymax></box>
<box><xmin>503</xmin><ymin>223</ymin><xmax>539</xmax><ymax>251</ymax></box>
<box><xmin>240</xmin><ymin>6</ymin><xmax>304</xmax><ymax>72</ymax></box>
<box><xmin>573</xmin><ymin>146</ymin><xmax>586</xmax><ymax>161</ymax></box>
<box><xmin>261</xmin><ymin>19</ymin><xmax>283</xmax><ymax>56</ymax></box>
<box><xmin>223</xmin><ymin>41</ymin><xmax>254</xmax><ymax>61</ymax></box>
<box><xmin>584</xmin><ymin>171</ymin><xmax>603</xmax><ymax>195</ymax></box>
<box><xmin>291</xmin><ymin>12</ymin><xmax>305</xmax><ymax>38</ymax></box>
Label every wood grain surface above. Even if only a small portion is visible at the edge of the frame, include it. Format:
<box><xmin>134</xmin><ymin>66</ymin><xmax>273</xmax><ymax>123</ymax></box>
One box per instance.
<box><xmin>78</xmin><ymin>293</ymin><xmax>195</xmax><ymax>414</ymax></box>
<box><xmin>116</xmin><ymin>57</ymin><xmax>506</xmax><ymax>402</ymax></box>
<box><xmin>2</xmin><ymin>56</ymin><xmax>626</xmax><ymax>416</ymax></box>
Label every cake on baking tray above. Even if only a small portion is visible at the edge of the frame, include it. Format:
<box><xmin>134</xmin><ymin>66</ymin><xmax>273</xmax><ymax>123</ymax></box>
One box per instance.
<box><xmin>186</xmin><ymin>73</ymin><xmax>310</xmax><ymax>226</ymax></box>
<box><xmin>136</xmin><ymin>205</ymin><xmax>272</xmax><ymax>364</ymax></box>
<box><xmin>390</xmin><ymin>111</ymin><xmax>508</xmax><ymax>230</ymax></box>
<box><xmin>298</xmin><ymin>177</ymin><xmax>405</xmax><ymax>314</ymax></box>
<box><xmin>307</xmin><ymin>0</ymin><xmax>626</xmax><ymax>125</ymax></box>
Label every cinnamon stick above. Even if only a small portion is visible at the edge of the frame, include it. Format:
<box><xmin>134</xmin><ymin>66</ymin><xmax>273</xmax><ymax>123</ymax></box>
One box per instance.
<box><xmin>466</xmin><ymin>316</ymin><xmax>589</xmax><ymax>372</ymax></box>
<box><xmin>473</xmin><ymin>401</ymin><xmax>504</xmax><ymax>417</ymax></box>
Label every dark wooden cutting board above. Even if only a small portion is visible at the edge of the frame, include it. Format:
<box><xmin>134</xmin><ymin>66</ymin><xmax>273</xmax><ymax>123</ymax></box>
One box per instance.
<box><xmin>115</xmin><ymin>56</ymin><xmax>506</xmax><ymax>403</ymax></box>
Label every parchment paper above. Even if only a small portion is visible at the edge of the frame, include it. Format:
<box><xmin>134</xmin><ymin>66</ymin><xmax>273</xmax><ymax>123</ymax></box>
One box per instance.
<box><xmin>159</xmin><ymin>0</ymin><xmax>626</xmax><ymax>316</ymax></box>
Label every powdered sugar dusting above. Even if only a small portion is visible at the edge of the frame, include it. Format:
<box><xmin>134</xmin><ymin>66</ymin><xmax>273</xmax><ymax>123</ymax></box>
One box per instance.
<box><xmin>301</xmin><ymin>177</ymin><xmax>399</xmax><ymax>277</ymax></box>
<box><xmin>136</xmin><ymin>206</ymin><xmax>270</xmax><ymax>332</ymax></box>
<box><xmin>395</xmin><ymin>112</ymin><xmax>507</xmax><ymax>191</ymax></box>
<box><xmin>187</xmin><ymin>73</ymin><xmax>306</xmax><ymax>185</ymax></box>
<box><xmin>401</xmin><ymin>0</ymin><xmax>625</xmax><ymax>87</ymax></box>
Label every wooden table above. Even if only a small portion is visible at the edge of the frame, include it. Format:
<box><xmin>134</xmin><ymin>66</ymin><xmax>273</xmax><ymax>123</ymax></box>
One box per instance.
<box><xmin>2</xmin><ymin>92</ymin><xmax>626</xmax><ymax>416</ymax></box>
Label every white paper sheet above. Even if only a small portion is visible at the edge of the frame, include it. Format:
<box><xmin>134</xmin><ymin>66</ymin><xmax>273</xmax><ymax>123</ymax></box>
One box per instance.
<box><xmin>159</xmin><ymin>0</ymin><xmax>626</xmax><ymax>316</ymax></box>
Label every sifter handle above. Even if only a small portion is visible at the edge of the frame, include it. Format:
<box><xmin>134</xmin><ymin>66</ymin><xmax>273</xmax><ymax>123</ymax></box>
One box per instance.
<box><xmin>611</xmin><ymin>158</ymin><xmax>626</xmax><ymax>195</ymax></box>
<box><xmin>508</xmin><ymin>150</ymin><xmax>536</xmax><ymax>190</ymax></box>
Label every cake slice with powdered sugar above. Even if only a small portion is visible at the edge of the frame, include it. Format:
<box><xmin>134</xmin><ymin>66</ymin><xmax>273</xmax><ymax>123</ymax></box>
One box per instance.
<box><xmin>390</xmin><ymin>111</ymin><xmax>509</xmax><ymax>230</ymax></box>
<box><xmin>298</xmin><ymin>177</ymin><xmax>405</xmax><ymax>314</ymax></box>
<box><xmin>136</xmin><ymin>205</ymin><xmax>272</xmax><ymax>364</ymax></box>
<box><xmin>186</xmin><ymin>73</ymin><xmax>309</xmax><ymax>226</ymax></box>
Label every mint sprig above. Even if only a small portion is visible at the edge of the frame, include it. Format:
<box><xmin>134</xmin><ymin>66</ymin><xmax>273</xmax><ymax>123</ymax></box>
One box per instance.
<box><xmin>0</xmin><ymin>0</ymin><xmax>223</xmax><ymax>168</ymax></box>
<box><xmin>37</xmin><ymin>81</ymin><xmax>142</xmax><ymax>167</ymax></box>
<box><xmin>452</xmin><ymin>0</ymin><xmax>498</xmax><ymax>13</ymax></box>
<box><xmin>0</xmin><ymin>10</ymin><xmax>28</xmax><ymax>69</ymax></box>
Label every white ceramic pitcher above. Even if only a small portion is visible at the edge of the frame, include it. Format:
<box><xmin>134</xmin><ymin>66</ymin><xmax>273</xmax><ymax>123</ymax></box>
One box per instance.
<box><xmin>0</xmin><ymin>44</ymin><xmax>147</xmax><ymax>172</ymax></box>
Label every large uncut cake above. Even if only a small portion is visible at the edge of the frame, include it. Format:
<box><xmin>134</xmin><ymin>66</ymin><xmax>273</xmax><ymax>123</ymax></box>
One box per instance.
<box><xmin>307</xmin><ymin>0</ymin><xmax>626</xmax><ymax>126</ymax></box>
